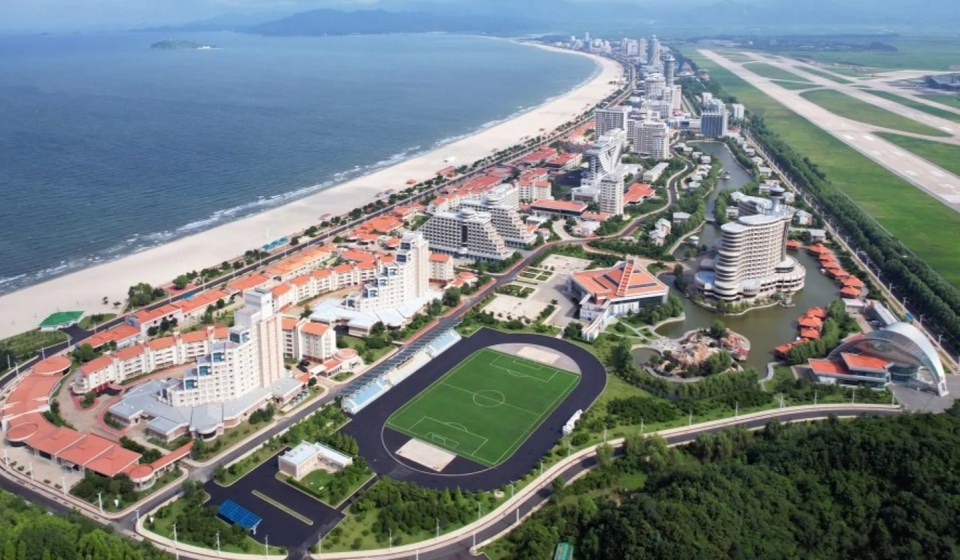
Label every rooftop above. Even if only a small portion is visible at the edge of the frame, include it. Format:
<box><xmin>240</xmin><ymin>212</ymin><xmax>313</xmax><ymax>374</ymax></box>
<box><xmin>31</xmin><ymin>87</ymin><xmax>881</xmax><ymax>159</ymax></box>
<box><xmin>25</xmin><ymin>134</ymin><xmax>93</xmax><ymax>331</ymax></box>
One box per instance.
<box><xmin>572</xmin><ymin>258</ymin><xmax>669</xmax><ymax>302</ymax></box>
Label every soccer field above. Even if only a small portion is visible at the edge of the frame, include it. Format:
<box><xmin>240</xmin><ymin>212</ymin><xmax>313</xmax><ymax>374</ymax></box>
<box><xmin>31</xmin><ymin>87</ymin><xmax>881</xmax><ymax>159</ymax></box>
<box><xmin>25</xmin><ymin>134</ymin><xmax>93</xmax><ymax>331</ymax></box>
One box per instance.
<box><xmin>386</xmin><ymin>349</ymin><xmax>580</xmax><ymax>467</ymax></box>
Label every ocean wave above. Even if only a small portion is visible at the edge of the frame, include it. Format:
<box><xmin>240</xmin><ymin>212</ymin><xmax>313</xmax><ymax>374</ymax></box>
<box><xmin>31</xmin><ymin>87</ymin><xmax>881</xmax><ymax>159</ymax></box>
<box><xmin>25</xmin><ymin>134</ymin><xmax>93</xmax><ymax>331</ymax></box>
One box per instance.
<box><xmin>2</xmin><ymin>64</ymin><xmax>601</xmax><ymax>296</ymax></box>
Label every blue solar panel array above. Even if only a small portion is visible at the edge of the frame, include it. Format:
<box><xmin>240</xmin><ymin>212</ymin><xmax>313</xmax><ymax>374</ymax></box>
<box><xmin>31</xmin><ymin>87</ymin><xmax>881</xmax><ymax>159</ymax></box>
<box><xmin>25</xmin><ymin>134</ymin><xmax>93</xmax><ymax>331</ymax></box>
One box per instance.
<box><xmin>218</xmin><ymin>500</ymin><xmax>262</xmax><ymax>531</ymax></box>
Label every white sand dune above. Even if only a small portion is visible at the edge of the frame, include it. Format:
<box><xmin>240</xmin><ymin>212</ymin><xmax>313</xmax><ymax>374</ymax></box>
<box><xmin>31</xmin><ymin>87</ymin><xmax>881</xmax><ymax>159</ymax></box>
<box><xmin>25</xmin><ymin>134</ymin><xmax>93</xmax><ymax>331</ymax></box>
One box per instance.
<box><xmin>0</xmin><ymin>46</ymin><xmax>621</xmax><ymax>339</ymax></box>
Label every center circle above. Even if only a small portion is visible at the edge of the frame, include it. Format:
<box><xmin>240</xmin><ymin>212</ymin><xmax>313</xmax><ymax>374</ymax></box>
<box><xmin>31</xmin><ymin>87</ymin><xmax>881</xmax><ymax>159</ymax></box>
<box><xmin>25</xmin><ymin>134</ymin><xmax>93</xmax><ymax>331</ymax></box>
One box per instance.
<box><xmin>473</xmin><ymin>389</ymin><xmax>506</xmax><ymax>408</ymax></box>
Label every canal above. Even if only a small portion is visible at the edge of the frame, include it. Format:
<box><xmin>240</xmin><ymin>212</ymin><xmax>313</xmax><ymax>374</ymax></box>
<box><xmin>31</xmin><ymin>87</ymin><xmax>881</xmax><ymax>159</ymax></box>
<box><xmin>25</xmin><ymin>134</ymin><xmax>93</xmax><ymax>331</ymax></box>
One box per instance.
<box><xmin>640</xmin><ymin>141</ymin><xmax>841</xmax><ymax>371</ymax></box>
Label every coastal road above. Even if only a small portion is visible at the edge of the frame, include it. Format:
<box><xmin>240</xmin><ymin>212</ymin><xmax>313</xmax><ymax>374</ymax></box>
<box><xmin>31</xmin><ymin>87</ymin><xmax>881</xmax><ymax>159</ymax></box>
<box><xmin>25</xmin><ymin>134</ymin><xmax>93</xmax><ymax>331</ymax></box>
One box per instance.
<box><xmin>700</xmin><ymin>49</ymin><xmax>960</xmax><ymax>211</ymax></box>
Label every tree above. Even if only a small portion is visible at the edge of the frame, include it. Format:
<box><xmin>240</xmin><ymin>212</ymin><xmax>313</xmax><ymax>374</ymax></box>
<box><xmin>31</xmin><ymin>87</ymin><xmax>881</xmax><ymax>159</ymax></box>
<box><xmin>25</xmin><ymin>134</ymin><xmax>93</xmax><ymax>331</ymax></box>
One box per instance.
<box><xmin>370</xmin><ymin>321</ymin><xmax>386</xmax><ymax>336</ymax></box>
<box><xmin>172</xmin><ymin>275</ymin><xmax>190</xmax><ymax>290</ymax></box>
<box><xmin>71</xmin><ymin>343</ymin><xmax>99</xmax><ymax>364</ymax></box>
<box><xmin>609</xmin><ymin>338</ymin><xmax>635</xmax><ymax>376</ymax></box>
<box><xmin>673</xmin><ymin>263</ymin><xmax>686</xmax><ymax>290</ymax></box>
<box><xmin>301</xmin><ymin>305</ymin><xmax>313</xmax><ymax>320</ymax></box>
<box><xmin>442</xmin><ymin>287</ymin><xmax>461</xmax><ymax>308</ymax></box>
<box><xmin>709</xmin><ymin>319</ymin><xmax>726</xmax><ymax>339</ymax></box>
<box><xmin>550</xmin><ymin>477</ymin><xmax>566</xmax><ymax>500</ymax></box>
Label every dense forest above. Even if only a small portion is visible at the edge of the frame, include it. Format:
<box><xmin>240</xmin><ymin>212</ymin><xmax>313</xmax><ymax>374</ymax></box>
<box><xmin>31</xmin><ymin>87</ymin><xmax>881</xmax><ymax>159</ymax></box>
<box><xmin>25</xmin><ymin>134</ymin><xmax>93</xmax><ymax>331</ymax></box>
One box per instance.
<box><xmin>0</xmin><ymin>490</ymin><xmax>168</xmax><ymax>560</ymax></box>
<box><xmin>499</xmin><ymin>407</ymin><xmax>960</xmax><ymax>559</ymax></box>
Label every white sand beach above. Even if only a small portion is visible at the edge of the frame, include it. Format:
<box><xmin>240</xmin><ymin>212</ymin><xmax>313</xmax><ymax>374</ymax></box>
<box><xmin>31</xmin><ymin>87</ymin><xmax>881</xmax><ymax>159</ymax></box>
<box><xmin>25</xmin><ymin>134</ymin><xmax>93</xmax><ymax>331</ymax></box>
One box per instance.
<box><xmin>0</xmin><ymin>46</ymin><xmax>621</xmax><ymax>340</ymax></box>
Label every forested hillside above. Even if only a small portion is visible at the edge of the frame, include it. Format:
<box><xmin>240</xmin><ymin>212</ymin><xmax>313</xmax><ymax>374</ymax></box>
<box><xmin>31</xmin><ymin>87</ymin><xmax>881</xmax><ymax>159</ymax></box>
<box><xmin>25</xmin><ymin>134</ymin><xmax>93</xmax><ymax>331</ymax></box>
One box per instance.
<box><xmin>498</xmin><ymin>407</ymin><xmax>960</xmax><ymax>559</ymax></box>
<box><xmin>0</xmin><ymin>491</ymin><xmax>168</xmax><ymax>560</ymax></box>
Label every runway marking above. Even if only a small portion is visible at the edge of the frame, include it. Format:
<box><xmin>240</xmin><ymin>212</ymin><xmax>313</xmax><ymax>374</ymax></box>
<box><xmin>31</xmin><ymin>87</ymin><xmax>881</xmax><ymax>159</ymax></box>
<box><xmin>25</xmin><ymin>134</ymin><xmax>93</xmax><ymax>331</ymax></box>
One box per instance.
<box><xmin>863</xmin><ymin>134</ymin><xmax>875</xmax><ymax>141</ymax></box>
<box><xmin>843</xmin><ymin>134</ymin><xmax>854</xmax><ymax>140</ymax></box>
<box><xmin>870</xmin><ymin>150</ymin><xmax>881</xmax><ymax>157</ymax></box>
<box><xmin>906</xmin><ymin>170</ymin><xmax>918</xmax><ymax>177</ymax></box>
<box><xmin>933</xmin><ymin>171</ymin><xmax>945</xmax><ymax>178</ymax></box>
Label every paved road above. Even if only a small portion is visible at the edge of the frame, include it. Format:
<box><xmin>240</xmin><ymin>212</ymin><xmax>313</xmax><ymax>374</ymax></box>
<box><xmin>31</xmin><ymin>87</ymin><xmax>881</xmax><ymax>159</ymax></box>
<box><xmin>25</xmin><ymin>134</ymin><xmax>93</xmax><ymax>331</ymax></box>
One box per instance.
<box><xmin>700</xmin><ymin>49</ymin><xmax>960</xmax><ymax>210</ymax></box>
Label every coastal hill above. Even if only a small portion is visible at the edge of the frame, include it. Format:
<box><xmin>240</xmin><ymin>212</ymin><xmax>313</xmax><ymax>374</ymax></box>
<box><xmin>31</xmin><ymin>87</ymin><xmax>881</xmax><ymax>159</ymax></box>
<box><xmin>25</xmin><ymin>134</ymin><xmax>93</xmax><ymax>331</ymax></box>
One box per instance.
<box><xmin>150</xmin><ymin>39</ymin><xmax>214</xmax><ymax>50</ymax></box>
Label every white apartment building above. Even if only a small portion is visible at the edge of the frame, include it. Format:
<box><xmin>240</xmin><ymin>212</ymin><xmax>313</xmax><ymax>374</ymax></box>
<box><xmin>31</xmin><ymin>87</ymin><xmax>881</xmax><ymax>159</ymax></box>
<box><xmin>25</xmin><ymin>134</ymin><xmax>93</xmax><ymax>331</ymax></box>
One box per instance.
<box><xmin>644</xmin><ymin>73</ymin><xmax>666</xmax><ymax>99</ymax></box>
<box><xmin>701</xmin><ymin>99</ymin><xmax>728</xmax><ymax>139</ymax></box>
<box><xmin>574</xmin><ymin>129</ymin><xmax>627</xmax><ymax>201</ymax></box>
<box><xmin>164</xmin><ymin>288</ymin><xmax>284</xmax><ymax>408</ymax></box>
<box><xmin>420</xmin><ymin>207</ymin><xmax>513</xmax><ymax>261</ymax></box>
<box><xmin>429</xmin><ymin>253</ymin><xmax>455</xmax><ymax>282</ymax></box>
<box><xmin>345</xmin><ymin>232</ymin><xmax>430</xmax><ymax>312</ymax></box>
<box><xmin>630</xmin><ymin>119</ymin><xmax>671</xmax><ymax>160</ymax></box>
<box><xmin>594</xmin><ymin>106</ymin><xmax>630</xmax><ymax>137</ymax></box>
<box><xmin>516</xmin><ymin>180</ymin><xmax>552</xmax><ymax>203</ymax></box>
<box><xmin>460</xmin><ymin>184</ymin><xmax>535</xmax><ymax>248</ymax></box>
<box><xmin>730</xmin><ymin>103</ymin><xmax>745</xmax><ymax>121</ymax></box>
<box><xmin>599</xmin><ymin>171</ymin><xmax>625</xmax><ymax>217</ymax></box>
<box><xmin>281</xmin><ymin>318</ymin><xmax>337</xmax><ymax>363</ymax></box>
<box><xmin>695</xmin><ymin>188</ymin><xmax>806</xmax><ymax>301</ymax></box>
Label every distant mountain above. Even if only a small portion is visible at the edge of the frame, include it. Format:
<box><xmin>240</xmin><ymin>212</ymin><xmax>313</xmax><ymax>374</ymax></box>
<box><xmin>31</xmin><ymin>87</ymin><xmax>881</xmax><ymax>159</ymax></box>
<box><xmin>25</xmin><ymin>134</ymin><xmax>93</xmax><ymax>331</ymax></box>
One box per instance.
<box><xmin>246</xmin><ymin>8</ymin><xmax>536</xmax><ymax>37</ymax></box>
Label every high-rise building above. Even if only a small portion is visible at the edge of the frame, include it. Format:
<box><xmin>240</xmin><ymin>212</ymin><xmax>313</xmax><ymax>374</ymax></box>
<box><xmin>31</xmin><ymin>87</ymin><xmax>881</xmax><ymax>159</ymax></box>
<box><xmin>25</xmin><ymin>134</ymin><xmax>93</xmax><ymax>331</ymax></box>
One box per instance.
<box><xmin>663</xmin><ymin>54</ymin><xmax>676</xmax><ymax>84</ymax></box>
<box><xmin>594</xmin><ymin>106</ymin><xmax>630</xmax><ymax>137</ymax></box>
<box><xmin>644</xmin><ymin>73</ymin><xmax>666</xmax><ymax>99</ymax></box>
<box><xmin>164</xmin><ymin>288</ymin><xmax>284</xmax><ymax>408</ymax></box>
<box><xmin>649</xmin><ymin>35</ymin><xmax>661</xmax><ymax>65</ymax></box>
<box><xmin>700</xmin><ymin>99</ymin><xmax>728</xmax><ymax>138</ymax></box>
<box><xmin>420</xmin><ymin>207</ymin><xmax>513</xmax><ymax>261</ymax></box>
<box><xmin>630</xmin><ymin>119</ymin><xmax>671</xmax><ymax>160</ymax></box>
<box><xmin>574</xmin><ymin>129</ymin><xmax>627</xmax><ymax>201</ymax></box>
<box><xmin>695</xmin><ymin>188</ymin><xmax>805</xmax><ymax>301</ymax></box>
<box><xmin>345</xmin><ymin>231</ymin><xmax>430</xmax><ymax>312</ymax></box>
<box><xmin>599</xmin><ymin>170</ymin><xmax>625</xmax><ymax>216</ymax></box>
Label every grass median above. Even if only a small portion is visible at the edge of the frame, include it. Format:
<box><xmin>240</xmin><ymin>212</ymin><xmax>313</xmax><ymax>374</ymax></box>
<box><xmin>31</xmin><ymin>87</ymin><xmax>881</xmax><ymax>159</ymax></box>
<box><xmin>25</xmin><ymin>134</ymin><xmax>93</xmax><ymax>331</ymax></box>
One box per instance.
<box><xmin>744</xmin><ymin>62</ymin><xmax>812</xmax><ymax>82</ymax></box>
<box><xmin>874</xmin><ymin>133</ymin><xmax>960</xmax><ymax>177</ymax></box>
<box><xmin>864</xmin><ymin>90</ymin><xmax>960</xmax><ymax>125</ymax></box>
<box><xmin>800</xmin><ymin>89</ymin><xmax>950</xmax><ymax>137</ymax></box>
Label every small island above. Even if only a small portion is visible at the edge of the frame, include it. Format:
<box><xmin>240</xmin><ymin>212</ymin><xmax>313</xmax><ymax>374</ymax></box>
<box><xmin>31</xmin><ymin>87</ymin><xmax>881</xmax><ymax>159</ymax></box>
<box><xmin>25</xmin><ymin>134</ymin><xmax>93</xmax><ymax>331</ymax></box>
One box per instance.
<box><xmin>150</xmin><ymin>40</ymin><xmax>214</xmax><ymax>51</ymax></box>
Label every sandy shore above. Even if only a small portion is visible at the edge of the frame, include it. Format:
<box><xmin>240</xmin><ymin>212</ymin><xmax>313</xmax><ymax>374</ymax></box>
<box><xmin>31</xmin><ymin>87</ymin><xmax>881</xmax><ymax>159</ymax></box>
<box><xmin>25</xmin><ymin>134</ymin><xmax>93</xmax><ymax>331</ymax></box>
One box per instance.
<box><xmin>0</xmin><ymin>45</ymin><xmax>621</xmax><ymax>340</ymax></box>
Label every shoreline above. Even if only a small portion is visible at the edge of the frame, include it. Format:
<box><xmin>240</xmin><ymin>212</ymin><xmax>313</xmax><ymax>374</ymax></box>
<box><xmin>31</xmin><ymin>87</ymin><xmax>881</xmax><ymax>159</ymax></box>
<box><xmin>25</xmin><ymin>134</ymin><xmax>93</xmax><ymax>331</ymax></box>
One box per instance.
<box><xmin>0</xmin><ymin>44</ymin><xmax>622</xmax><ymax>340</ymax></box>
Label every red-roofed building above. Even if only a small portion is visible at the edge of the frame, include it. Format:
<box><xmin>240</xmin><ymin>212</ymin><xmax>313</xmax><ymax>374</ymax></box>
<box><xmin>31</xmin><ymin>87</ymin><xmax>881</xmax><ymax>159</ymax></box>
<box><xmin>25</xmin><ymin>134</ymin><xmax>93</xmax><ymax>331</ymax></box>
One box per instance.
<box><xmin>529</xmin><ymin>199</ymin><xmax>588</xmax><ymax>219</ymax></box>
<box><xmin>840</xmin><ymin>352</ymin><xmax>890</xmax><ymax>373</ymax></box>
<box><xmin>786</xmin><ymin>239</ymin><xmax>802</xmax><ymax>251</ymax></box>
<box><xmin>517</xmin><ymin>147</ymin><xmax>558</xmax><ymax>166</ymax></box>
<box><xmin>843</xmin><ymin>276</ymin><xmax>865</xmax><ymax>289</ymax></box>
<box><xmin>797</xmin><ymin>316</ymin><xmax>823</xmax><ymax>330</ymax></box>
<box><xmin>545</xmin><ymin>152</ymin><xmax>583</xmax><ymax>170</ymax></box>
<box><xmin>84</xmin><ymin>323</ymin><xmax>141</xmax><ymax>350</ymax></box>
<box><xmin>809</xmin><ymin>358</ymin><xmax>849</xmax><ymax>375</ymax></box>
<box><xmin>805</xmin><ymin>307</ymin><xmax>827</xmax><ymax>320</ymax></box>
<box><xmin>624</xmin><ymin>182</ymin><xmax>655</xmax><ymax>204</ymax></box>
<box><xmin>569</xmin><ymin>257</ymin><xmax>669</xmax><ymax>330</ymax></box>
<box><xmin>774</xmin><ymin>343</ymin><xmax>794</xmax><ymax>358</ymax></box>
<box><xmin>840</xmin><ymin>286</ymin><xmax>863</xmax><ymax>299</ymax></box>
<box><xmin>800</xmin><ymin>328</ymin><xmax>821</xmax><ymax>340</ymax></box>
<box><xmin>174</xmin><ymin>290</ymin><xmax>229</xmax><ymax>321</ymax></box>
<box><xmin>227</xmin><ymin>274</ymin><xmax>272</xmax><ymax>296</ymax></box>
<box><xmin>429</xmin><ymin>253</ymin><xmax>455</xmax><ymax>283</ymax></box>
<box><xmin>129</xmin><ymin>305</ymin><xmax>183</xmax><ymax>337</ymax></box>
<box><xmin>807</xmin><ymin>244</ymin><xmax>831</xmax><ymax>257</ymax></box>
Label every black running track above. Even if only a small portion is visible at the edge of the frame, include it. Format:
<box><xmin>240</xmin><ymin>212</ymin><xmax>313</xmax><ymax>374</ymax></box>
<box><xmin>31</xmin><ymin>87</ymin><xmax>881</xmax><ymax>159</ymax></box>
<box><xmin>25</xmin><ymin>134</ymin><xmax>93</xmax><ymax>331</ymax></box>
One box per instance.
<box><xmin>341</xmin><ymin>328</ymin><xmax>607</xmax><ymax>492</ymax></box>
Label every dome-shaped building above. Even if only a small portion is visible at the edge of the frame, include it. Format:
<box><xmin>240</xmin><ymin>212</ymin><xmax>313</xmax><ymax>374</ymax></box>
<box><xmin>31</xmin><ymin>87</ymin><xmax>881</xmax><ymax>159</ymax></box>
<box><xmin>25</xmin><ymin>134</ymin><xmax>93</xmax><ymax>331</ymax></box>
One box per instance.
<box><xmin>809</xmin><ymin>322</ymin><xmax>947</xmax><ymax>396</ymax></box>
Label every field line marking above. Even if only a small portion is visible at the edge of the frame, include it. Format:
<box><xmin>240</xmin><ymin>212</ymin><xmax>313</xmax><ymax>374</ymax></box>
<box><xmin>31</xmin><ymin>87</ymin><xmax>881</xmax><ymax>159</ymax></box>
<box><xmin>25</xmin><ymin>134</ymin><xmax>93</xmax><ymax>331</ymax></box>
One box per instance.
<box><xmin>422</xmin><ymin>415</ymin><xmax>488</xmax><ymax>456</ymax></box>
<box><xmin>440</xmin><ymin>381</ymin><xmax>542</xmax><ymax>418</ymax></box>
<box><xmin>492</xmin><ymin>370</ymin><xmax>580</xmax><ymax>465</ymax></box>
<box><xmin>386</xmin><ymin>349</ymin><xmax>487</xmax><ymax>427</ymax></box>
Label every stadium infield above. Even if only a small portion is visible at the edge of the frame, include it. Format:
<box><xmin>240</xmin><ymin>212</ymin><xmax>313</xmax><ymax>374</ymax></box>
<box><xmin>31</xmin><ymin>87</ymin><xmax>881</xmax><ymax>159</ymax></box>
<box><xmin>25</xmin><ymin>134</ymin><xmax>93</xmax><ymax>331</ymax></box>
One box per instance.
<box><xmin>385</xmin><ymin>348</ymin><xmax>579</xmax><ymax>467</ymax></box>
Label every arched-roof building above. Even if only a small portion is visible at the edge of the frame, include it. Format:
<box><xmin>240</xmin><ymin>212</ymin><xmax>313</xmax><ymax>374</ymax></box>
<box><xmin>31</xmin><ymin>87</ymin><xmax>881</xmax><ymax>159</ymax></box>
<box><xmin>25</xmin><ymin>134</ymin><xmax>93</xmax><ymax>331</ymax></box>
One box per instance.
<box><xmin>809</xmin><ymin>322</ymin><xmax>947</xmax><ymax>396</ymax></box>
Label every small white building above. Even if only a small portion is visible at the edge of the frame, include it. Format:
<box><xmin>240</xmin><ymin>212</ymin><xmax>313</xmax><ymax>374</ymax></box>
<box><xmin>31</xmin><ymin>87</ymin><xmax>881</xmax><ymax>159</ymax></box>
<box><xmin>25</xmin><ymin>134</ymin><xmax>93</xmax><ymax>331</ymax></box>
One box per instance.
<box><xmin>278</xmin><ymin>441</ymin><xmax>353</xmax><ymax>480</ymax></box>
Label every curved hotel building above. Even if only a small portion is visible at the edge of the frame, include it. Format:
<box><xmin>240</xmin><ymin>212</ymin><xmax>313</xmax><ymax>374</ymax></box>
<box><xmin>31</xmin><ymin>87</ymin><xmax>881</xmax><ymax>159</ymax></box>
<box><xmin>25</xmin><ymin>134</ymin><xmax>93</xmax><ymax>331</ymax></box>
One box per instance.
<box><xmin>696</xmin><ymin>188</ymin><xmax>805</xmax><ymax>301</ymax></box>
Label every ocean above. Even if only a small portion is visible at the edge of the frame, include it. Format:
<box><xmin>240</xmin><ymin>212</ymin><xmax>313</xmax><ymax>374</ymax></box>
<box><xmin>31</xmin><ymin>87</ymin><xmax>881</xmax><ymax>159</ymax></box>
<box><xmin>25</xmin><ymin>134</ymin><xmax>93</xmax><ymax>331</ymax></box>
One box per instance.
<box><xmin>0</xmin><ymin>32</ymin><xmax>595</xmax><ymax>294</ymax></box>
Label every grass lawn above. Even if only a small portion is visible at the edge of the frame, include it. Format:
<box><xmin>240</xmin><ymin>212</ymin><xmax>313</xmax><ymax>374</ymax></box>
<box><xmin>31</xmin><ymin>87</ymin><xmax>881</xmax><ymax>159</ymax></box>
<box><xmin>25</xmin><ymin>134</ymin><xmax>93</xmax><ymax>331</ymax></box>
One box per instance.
<box><xmin>386</xmin><ymin>349</ymin><xmax>579</xmax><ymax>467</ymax></box>
<box><xmin>799</xmin><ymin>66</ymin><xmax>853</xmax><ymax>84</ymax></box>
<box><xmin>0</xmin><ymin>330</ymin><xmax>68</xmax><ymax>364</ymax></box>
<box><xmin>772</xmin><ymin>80</ymin><xmax>818</xmax><ymax>91</ymax></box>
<box><xmin>301</xmin><ymin>469</ymin><xmax>335</xmax><ymax>492</ymax></box>
<box><xmin>864</xmin><ymin>90</ymin><xmax>960</xmax><ymax>125</ymax></box>
<box><xmin>694</xmin><ymin>52</ymin><xmax>960</xmax><ymax>288</ymax></box>
<box><xmin>874</xmin><ymin>133</ymin><xmax>960</xmax><ymax>177</ymax></box>
<box><xmin>921</xmin><ymin>94</ymin><xmax>960</xmax><ymax>110</ymax></box>
<box><xmin>744</xmin><ymin>62</ymin><xmax>812</xmax><ymax>82</ymax></box>
<box><xmin>800</xmin><ymin>89</ymin><xmax>950</xmax><ymax>137</ymax></box>
<box><xmin>79</xmin><ymin>313</ymin><xmax>117</xmax><ymax>329</ymax></box>
<box><xmin>148</xmin><ymin>491</ymin><xmax>286</xmax><ymax>555</ymax></box>
<box><xmin>339</xmin><ymin>335</ymin><xmax>394</xmax><ymax>363</ymax></box>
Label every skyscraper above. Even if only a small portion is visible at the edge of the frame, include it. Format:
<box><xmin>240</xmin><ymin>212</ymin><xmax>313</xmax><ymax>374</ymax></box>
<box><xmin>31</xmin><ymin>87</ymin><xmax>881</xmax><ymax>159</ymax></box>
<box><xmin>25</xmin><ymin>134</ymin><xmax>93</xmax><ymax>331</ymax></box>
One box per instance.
<box><xmin>594</xmin><ymin>106</ymin><xmax>630</xmax><ymax>137</ymax></box>
<box><xmin>695</xmin><ymin>188</ymin><xmax>806</xmax><ymax>301</ymax></box>
<box><xmin>649</xmin><ymin>35</ymin><xmax>661</xmax><ymax>65</ymax></box>
<box><xmin>663</xmin><ymin>54</ymin><xmax>676</xmax><ymax>84</ymax></box>
<box><xmin>599</xmin><ymin>171</ymin><xmax>625</xmax><ymax>216</ymax></box>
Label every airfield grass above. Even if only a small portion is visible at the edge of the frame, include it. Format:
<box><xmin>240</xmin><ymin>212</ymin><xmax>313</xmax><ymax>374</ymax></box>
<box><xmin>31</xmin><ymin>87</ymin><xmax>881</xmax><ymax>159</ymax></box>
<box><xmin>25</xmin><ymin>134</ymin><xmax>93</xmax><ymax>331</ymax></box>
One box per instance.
<box><xmin>693</xmin><ymin>52</ymin><xmax>960</xmax><ymax>288</ymax></box>
<box><xmin>772</xmin><ymin>80</ymin><xmax>818</xmax><ymax>91</ymax></box>
<box><xmin>787</xmin><ymin>39</ymin><xmax>960</xmax><ymax>71</ymax></box>
<box><xmin>800</xmin><ymin>89</ymin><xmax>950</xmax><ymax>137</ymax></box>
<box><xmin>386</xmin><ymin>348</ymin><xmax>579</xmax><ymax>467</ymax></box>
<box><xmin>744</xmin><ymin>62</ymin><xmax>813</xmax><ymax>83</ymax></box>
<box><xmin>921</xmin><ymin>94</ymin><xmax>960</xmax><ymax>110</ymax></box>
<box><xmin>799</xmin><ymin>66</ymin><xmax>853</xmax><ymax>84</ymax></box>
<box><xmin>864</xmin><ymin>90</ymin><xmax>960</xmax><ymax>125</ymax></box>
<box><xmin>874</xmin><ymin>133</ymin><xmax>960</xmax><ymax>177</ymax></box>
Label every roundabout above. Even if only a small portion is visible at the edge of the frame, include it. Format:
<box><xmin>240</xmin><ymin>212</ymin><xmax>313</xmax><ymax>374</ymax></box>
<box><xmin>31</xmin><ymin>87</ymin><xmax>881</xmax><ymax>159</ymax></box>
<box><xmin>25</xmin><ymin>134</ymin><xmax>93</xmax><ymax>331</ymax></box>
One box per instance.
<box><xmin>342</xmin><ymin>328</ymin><xmax>607</xmax><ymax>491</ymax></box>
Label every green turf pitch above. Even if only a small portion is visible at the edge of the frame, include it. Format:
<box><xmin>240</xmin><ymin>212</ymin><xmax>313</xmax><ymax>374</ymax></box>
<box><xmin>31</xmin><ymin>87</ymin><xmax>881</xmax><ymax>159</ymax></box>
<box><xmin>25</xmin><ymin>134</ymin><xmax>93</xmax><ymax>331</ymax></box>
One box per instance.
<box><xmin>386</xmin><ymin>349</ymin><xmax>580</xmax><ymax>467</ymax></box>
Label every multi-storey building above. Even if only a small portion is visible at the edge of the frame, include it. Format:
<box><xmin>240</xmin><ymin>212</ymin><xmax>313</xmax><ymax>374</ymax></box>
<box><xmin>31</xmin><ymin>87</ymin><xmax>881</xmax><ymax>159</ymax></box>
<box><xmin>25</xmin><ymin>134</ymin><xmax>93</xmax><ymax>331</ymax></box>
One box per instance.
<box><xmin>281</xmin><ymin>318</ymin><xmax>337</xmax><ymax>363</ymax></box>
<box><xmin>429</xmin><ymin>253</ymin><xmax>455</xmax><ymax>283</ymax></box>
<box><xmin>569</xmin><ymin>257</ymin><xmax>669</xmax><ymax>327</ymax></box>
<box><xmin>420</xmin><ymin>208</ymin><xmax>513</xmax><ymax>261</ymax></box>
<box><xmin>701</xmin><ymin>99</ymin><xmax>729</xmax><ymax>138</ymax></box>
<box><xmin>345</xmin><ymin>231</ymin><xmax>430</xmax><ymax>312</ymax></box>
<box><xmin>663</xmin><ymin>54</ymin><xmax>676</xmax><ymax>84</ymax></box>
<box><xmin>573</xmin><ymin>129</ymin><xmax>627</xmax><ymax>201</ymax></box>
<box><xmin>629</xmin><ymin>119</ymin><xmax>671</xmax><ymax>160</ymax></box>
<box><xmin>163</xmin><ymin>288</ymin><xmax>284</xmax><ymax>408</ymax></box>
<box><xmin>516</xmin><ymin>179</ymin><xmax>552</xmax><ymax>203</ymax></box>
<box><xmin>695</xmin><ymin>188</ymin><xmax>806</xmax><ymax>301</ymax></box>
<box><xmin>730</xmin><ymin>102</ymin><xmax>745</xmax><ymax>121</ymax></box>
<box><xmin>644</xmin><ymin>73</ymin><xmax>666</xmax><ymax>99</ymax></box>
<box><xmin>461</xmin><ymin>184</ymin><xmax>535</xmax><ymax>248</ymax></box>
<box><xmin>594</xmin><ymin>106</ymin><xmax>630</xmax><ymax>137</ymax></box>
<box><xmin>599</xmin><ymin>171</ymin><xmax>625</xmax><ymax>217</ymax></box>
